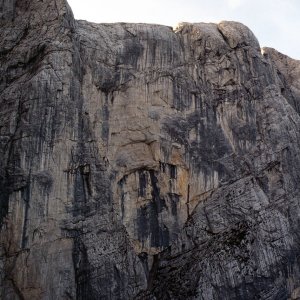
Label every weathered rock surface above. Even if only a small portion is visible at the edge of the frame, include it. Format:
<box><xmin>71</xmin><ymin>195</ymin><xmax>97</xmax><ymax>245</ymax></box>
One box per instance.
<box><xmin>1</xmin><ymin>0</ymin><xmax>300</xmax><ymax>299</ymax></box>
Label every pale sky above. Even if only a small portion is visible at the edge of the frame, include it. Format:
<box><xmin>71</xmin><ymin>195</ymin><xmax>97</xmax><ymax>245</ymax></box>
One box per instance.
<box><xmin>68</xmin><ymin>0</ymin><xmax>299</xmax><ymax>60</ymax></box>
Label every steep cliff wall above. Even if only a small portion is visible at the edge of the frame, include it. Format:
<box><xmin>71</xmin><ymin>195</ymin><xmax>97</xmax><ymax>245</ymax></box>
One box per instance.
<box><xmin>1</xmin><ymin>0</ymin><xmax>300</xmax><ymax>299</ymax></box>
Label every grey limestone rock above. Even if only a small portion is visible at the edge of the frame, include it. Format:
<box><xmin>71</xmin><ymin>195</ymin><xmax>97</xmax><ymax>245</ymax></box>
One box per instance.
<box><xmin>1</xmin><ymin>0</ymin><xmax>300</xmax><ymax>299</ymax></box>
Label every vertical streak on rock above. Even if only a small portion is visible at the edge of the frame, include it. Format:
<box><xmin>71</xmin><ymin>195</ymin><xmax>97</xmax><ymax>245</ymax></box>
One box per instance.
<box><xmin>20</xmin><ymin>184</ymin><xmax>30</xmax><ymax>249</ymax></box>
<box><xmin>187</xmin><ymin>183</ymin><xmax>190</xmax><ymax>217</ymax></box>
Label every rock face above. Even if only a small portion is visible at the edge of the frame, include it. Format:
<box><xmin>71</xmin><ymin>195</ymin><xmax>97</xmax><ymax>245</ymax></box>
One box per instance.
<box><xmin>1</xmin><ymin>1</ymin><xmax>300</xmax><ymax>299</ymax></box>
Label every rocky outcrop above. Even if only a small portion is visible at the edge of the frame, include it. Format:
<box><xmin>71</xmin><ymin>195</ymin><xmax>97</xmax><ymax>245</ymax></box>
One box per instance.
<box><xmin>1</xmin><ymin>0</ymin><xmax>300</xmax><ymax>299</ymax></box>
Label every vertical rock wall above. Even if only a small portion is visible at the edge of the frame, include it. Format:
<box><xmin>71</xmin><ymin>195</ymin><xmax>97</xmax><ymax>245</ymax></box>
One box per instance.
<box><xmin>1</xmin><ymin>0</ymin><xmax>300</xmax><ymax>299</ymax></box>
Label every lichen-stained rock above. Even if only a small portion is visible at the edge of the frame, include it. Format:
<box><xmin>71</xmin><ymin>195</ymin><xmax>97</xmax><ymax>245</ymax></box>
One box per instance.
<box><xmin>1</xmin><ymin>0</ymin><xmax>300</xmax><ymax>299</ymax></box>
